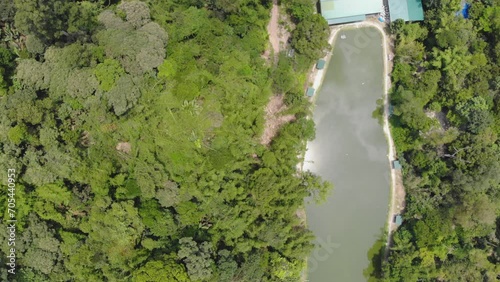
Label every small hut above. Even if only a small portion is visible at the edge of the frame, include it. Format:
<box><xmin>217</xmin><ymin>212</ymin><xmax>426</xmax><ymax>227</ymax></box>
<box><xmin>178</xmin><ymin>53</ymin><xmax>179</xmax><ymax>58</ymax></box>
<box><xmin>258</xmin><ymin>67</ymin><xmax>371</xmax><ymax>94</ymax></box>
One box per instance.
<box><xmin>394</xmin><ymin>214</ymin><xmax>403</xmax><ymax>226</ymax></box>
<box><xmin>316</xmin><ymin>59</ymin><xmax>326</xmax><ymax>70</ymax></box>
<box><xmin>306</xmin><ymin>87</ymin><xmax>315</xmax><ymax>97</ymax></box>
<box><xmin>392</xmin><ymin>160</ymin><xmax>402</xmax><ymax>170</ymax></box>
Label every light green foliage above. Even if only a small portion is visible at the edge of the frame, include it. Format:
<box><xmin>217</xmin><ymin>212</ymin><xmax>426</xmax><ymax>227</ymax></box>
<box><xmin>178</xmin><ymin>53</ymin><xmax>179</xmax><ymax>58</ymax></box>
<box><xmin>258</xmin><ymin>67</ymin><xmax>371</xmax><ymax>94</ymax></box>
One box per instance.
<box><xmin>94</xmin><ymin>59</ymin><xmax>124</xmax><ymax>91</ymax></box>
<box><xmin>157</xmin><ymin>58</ymin><xmax>177</xmax><ymax>80</ymax></box>
<box><xmin>36</xmin><ymin>183</ymin><xmax>72</xmax><ymax>206</ymax></box>
<box><xmin>80</xmin><ymin>200</ymin><xmax>145</xmax><ymax>270</ymax></box>
<box><xmin>272</xmin><ymin>54</ymin><xmax>296</xmax><ymax>94</ymax></box>
<box><xmin>283</xmin><ymin>0</ymin><xmax>315</xmax><ymax>22</ymax></box>
<box><xmin>0</xmin><ymin>0</ymin><xmax>332</xmax><ymax>280</ymax></box>
<box><xmin>271</xmin><ymin>254</ymin><xmax>302</xmax><ymax>280</ymax></box>
<box><xmin>133</xmin><ymin>255</ymin><xmax>189</xmax><ymax>282</ymax></box>
<box><xmin>15</xmin><ymin>59</ymin><xmax>50</xmax><ymax>90</ymax></box>
<box><xmin>456</xmin><ymin>96</ymin><xmax>489</xmax><ymax>118</ymax></box>
<box><xmin>7</xmin><ymin>124</ymin><xmax>27</xmax><ymax>144</ymax></box>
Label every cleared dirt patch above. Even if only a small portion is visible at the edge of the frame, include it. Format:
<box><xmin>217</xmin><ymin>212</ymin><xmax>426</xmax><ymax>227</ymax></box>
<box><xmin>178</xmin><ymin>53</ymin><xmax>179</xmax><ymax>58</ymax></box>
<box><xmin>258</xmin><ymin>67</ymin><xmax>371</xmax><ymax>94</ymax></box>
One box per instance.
<box><xmin>262</xmin><ymin>0</ymin><xmax>292</xmax><ymax>62</ymax></box>
<box><xmin>116</xmin><ymin>142</ymin><xmax>132</xmax><ymax>154</ymax></box>
<box><xmin>260</xmin><ymin>95</ymin><xmax>295</xmax><ymax>145</ymax></box>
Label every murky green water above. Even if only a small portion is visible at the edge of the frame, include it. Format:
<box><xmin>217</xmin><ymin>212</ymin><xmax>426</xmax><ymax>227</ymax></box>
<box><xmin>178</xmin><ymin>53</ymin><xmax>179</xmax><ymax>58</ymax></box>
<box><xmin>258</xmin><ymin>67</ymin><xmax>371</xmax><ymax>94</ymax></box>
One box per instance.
<box><xmin>305</xmin><ymin>27</ymin><xmax>390</xmax><ymax>281</ymax></box>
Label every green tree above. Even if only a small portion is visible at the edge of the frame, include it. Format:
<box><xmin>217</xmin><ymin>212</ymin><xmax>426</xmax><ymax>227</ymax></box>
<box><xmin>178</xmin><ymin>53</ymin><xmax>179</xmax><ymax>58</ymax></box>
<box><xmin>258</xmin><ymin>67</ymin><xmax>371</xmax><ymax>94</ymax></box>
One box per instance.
<box><xmin>290</xmin><ymin>14</ymin><xmax>329</xmax><ymax>62</ymax></box>
<box><xmin>94</xmin><ymin>59</ymin><xmax>125</xmax><ymax>91</ymax></box>
<box><xmin>105</xmin><ymin>75</ymin><xmax>142</xmax><ymax>116</ymax></box>
<box><xmin>177</xmin><ymin>237</ymin><xmax>215</xmax><ymax>281</ymax></box>
<box><xmin>14</xmin><ymin>0</ymin><xmax>71</xmax><ymax>42</ymax></box>
<box><xmin>132</xmin><ymin>255</ymin><xmax>189</xmax><ymax>282</ymax></box>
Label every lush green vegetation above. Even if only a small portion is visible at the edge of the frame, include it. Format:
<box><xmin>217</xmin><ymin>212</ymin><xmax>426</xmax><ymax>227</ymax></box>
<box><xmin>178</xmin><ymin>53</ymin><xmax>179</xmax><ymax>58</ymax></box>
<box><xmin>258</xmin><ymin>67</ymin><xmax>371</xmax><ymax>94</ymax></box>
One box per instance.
<box><xmin>384</xmin><ymin>0</ymin><xmax>500</xmax><ymax>280</ymax></box>
<box><xmin>0</xmin><ymin>0</ymin><xmax>330</xmax><ymax>281</ymax></box>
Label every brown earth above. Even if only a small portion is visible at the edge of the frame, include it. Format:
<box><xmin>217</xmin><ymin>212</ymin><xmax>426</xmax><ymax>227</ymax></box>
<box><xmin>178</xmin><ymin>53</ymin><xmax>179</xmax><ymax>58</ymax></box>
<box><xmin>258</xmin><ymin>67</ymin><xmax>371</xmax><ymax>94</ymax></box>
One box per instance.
<box><xmin>260</xmin><ymin>95</ymin><xmax>295</xmax><ymax>146</ymax></box>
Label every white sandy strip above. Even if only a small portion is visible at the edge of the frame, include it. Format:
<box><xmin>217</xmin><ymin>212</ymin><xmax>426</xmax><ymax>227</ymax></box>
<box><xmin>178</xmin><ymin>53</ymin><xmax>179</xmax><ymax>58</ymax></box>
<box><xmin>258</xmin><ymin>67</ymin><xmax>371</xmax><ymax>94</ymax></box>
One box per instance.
<box><xmin>306</xmin><ymin>20</ymin><xmax>399</xmax><ymax>257</ymax></box>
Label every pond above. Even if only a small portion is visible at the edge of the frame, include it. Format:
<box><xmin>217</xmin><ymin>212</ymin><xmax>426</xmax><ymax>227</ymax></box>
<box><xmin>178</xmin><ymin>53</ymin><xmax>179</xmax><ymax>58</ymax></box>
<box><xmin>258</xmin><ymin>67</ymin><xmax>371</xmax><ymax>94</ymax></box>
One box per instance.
<box><xmin>305</xmin><ymin>26</ymin><xmax>390</xmax><ymax>281</ymax></box>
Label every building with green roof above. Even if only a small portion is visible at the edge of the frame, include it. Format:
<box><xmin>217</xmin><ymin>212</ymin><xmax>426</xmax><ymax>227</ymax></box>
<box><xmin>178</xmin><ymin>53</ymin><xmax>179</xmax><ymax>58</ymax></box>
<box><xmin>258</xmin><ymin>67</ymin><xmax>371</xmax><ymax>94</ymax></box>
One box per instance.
<box><xmin>306</xmin><ymin>87</ymin><xmax>315</xmax><ymax>97</ymax></box>
<box><xmin>316</xmin><ymin>59</ymin><xmax>326</xmax><ymax>70</ymax></box>
<box><xmin>320</xmin><ymin>0</ymin><xmax>383</xmax><ymax>25</ymax></box>
<box><xmin>392</xmin><ymin>160</ymin><xmax>402</xmax><ymax>170</ymax></box>
<box><xmin>394</xmin><ymin>214</ymin><xmax>403</xmax><ymax>226</ymax></box>
<box><xmin>388</xmin><ymin>0</ymin><xmax>424</xmax><ymax>22</ymax></box>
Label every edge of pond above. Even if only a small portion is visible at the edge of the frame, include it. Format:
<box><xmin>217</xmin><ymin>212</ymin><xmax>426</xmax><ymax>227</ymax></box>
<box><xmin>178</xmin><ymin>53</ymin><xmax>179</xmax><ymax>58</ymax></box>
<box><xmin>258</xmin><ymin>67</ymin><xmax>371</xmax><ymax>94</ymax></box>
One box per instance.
<box><xmin>299</xmin><ymin>18</ymin><xmax>404</xmax><ymax>282</ymax></box>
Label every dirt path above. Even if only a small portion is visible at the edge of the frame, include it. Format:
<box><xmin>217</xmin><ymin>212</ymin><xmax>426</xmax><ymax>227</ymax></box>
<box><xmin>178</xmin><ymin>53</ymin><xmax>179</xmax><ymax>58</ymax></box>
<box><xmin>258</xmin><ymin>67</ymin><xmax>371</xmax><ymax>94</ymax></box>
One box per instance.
<box><xmin>268</xmin><ymin>0</ymin><xmax>280</xmax><ymax>55</ymax></box>
<box><xmin>260</xmin><ymin>1</ymin><xmax>294</xmax><ymax>146</ymax></box>
<box><xmin>262</xmin><ymin>0</ymin><xmax>279</xmax><ymax>62</ymax></box>
<box><xmin>262</xmin><ymin>0</ymin><xmax>290</xmax><ymax>63</ymax></box>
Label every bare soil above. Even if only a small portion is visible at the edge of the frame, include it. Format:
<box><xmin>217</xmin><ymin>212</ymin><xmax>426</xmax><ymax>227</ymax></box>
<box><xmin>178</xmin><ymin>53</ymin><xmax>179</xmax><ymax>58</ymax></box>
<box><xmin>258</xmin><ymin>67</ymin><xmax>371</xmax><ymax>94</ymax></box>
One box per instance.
<box><xmin>262</xmin><ymin>0</ymin><xmax>291</xmax><ymax>63</ymax></box>
<box><xmin>260</xmin><ymin>95</ymin><xmax>295</xmax><ymax>145</ymax></box>
<box><xmin>116</xmin><ymin>142</ymin><xmax>132</xmax><ymax>154</ymax></box>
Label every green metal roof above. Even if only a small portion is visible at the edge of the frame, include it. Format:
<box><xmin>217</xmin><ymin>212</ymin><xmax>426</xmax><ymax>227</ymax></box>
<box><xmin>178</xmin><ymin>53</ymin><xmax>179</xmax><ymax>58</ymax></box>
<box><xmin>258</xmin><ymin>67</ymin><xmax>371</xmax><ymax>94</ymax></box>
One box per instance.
<box><xmin>306</xmin><ymin>87</ymin><xmax>315</xmax><ymax>97</ymax></box>
<box><xmin>392</xmin><ymin>160</ymin><xmax>402</xmax><ymax>170</ymax></box>
<box><xmin>327</xmin><ymin>15</ymin><xmax>366</xmax><ymax>25</ymax></box>
<box><xmin>320</xmin><ymin>0</ymin><xmax>382</xmax><ymax>24</ymax></box>
<box><xmin>316</xmin><ymin>59</ymin><xmax>326</xmax><ymax>70</ymax></box>
<box><xmin>395</xmin><ymin>215</ymin><xmax>403</xmax><ymax>225</ymax></box>
<box><xmin>388</xmin><ymin>0</ymin><xmax>424</xmax><ymax>22</ymax></box>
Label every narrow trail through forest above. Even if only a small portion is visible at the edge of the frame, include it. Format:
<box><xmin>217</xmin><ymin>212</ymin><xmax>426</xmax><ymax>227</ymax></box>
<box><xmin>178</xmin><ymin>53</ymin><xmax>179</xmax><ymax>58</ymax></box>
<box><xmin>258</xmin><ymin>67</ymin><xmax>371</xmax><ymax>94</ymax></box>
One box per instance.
<box><xmin>268</xmin><ymin>0</ymin><xmax>280</xmax><ymax>57</ymax></box>
<box><xmin>261</xmin><ymin>0</ymin><xmax>293</xmax><ymax>146</ymax></box>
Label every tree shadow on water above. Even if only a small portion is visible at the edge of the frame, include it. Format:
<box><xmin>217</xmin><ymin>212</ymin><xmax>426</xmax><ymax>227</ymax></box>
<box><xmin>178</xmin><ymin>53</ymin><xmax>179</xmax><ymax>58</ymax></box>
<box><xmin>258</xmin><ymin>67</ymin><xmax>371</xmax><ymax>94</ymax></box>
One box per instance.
<box><xmin>363</xmin><ymin>230</ymin><xmax>385</xmax><ymax>282</ymax></box>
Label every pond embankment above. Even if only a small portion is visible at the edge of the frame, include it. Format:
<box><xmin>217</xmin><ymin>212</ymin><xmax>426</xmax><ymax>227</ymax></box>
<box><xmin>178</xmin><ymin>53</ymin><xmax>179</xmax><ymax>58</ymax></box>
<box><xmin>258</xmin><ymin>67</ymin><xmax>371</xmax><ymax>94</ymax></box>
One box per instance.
<box><xmin>304</xmin><ymin>22</ymin><xmax>400</xmax><ymax>281</ymax></box>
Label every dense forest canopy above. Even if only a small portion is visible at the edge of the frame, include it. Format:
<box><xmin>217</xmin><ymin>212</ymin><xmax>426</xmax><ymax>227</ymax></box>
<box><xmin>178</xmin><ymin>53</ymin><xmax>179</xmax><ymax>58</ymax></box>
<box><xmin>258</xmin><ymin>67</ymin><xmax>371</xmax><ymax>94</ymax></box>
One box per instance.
<box><xmin>384</xmin><ymin>0</ymin><xmax>500</xmax><ymax>280</ymax></box>
<box><xmin>0</xmin><ymin>0</ymin><xmax>330</xmax><ymax>281</ymax></box>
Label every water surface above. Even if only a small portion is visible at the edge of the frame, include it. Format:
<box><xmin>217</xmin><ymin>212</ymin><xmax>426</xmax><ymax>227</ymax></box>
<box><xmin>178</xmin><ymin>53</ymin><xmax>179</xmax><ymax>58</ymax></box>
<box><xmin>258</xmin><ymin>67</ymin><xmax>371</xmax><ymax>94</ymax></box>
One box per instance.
<box><xmin>305</xmin><ymin>27</ymin><xmax>390</xmax><ymax>281</ymax></box>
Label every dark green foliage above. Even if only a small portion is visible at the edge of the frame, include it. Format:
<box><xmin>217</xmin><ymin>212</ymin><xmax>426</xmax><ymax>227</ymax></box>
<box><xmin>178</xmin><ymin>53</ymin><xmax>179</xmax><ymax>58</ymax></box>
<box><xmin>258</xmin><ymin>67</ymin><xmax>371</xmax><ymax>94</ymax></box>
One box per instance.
<box><xmin>283</xmin><ymin>0</ymin><xmax>315</xmax><ymax>22</ymax></box>
<box><xmin>14</xmin><ymin>0</ymin><xmax>71</xmax><ymax>42</ymax></box>
<box><xmin>177</xmin><ymin>237</ymin><xmax>215</xmax><ymax>281</ymax></box>
<box><xmin>383</xmin><ymin>0</ymin><xmax>500</xmax><ymax>280</ymax></box>
<box><xmin>290</xmin><ymin>14</ymin><xmax>330</xmax><ymax>63</ymax></box>
<box><xmin>0</xmin><ymin>0</ymin><xmax>16</xmax><ymax>22</ymax></box>
<box><xmin>0</xmin><ymin>46</ymin><xmax>15</xmax><ymax>95</ymax></box>
<box><xmin>272</xmin><ymin>53</ymin><xmax>296</xmax><ymax>94</ymax></box>
<box><xmin>13</xmin><ymin>0</ymin><xmax>101</xmax><ymax>44</ymax></box>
